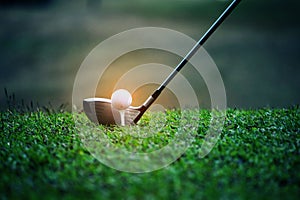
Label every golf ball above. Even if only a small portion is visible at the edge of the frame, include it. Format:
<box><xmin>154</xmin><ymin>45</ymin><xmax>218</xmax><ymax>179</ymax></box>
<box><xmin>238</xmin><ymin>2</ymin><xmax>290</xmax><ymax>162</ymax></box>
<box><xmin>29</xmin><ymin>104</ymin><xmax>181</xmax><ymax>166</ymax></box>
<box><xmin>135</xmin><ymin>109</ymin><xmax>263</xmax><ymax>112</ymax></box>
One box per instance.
<box><xmin>111</xmin><ymin>89</ymin><xmax>132</xmax><ymax>110</ymax></box>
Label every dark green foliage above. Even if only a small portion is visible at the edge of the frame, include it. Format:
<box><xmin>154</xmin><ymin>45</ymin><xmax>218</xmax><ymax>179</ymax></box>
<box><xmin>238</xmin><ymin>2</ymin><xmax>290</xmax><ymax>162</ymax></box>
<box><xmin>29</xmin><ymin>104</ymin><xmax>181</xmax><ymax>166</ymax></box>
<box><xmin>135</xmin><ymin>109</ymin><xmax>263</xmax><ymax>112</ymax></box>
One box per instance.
<box><xmin>0</xmin><ymin>107</ymin><xmax>299</xmax><ymax>199</ymax></box>
<box><xmin>3</xmin><ymin>88</ymin><xmax>69</xmax><ymax>114</ymax></box>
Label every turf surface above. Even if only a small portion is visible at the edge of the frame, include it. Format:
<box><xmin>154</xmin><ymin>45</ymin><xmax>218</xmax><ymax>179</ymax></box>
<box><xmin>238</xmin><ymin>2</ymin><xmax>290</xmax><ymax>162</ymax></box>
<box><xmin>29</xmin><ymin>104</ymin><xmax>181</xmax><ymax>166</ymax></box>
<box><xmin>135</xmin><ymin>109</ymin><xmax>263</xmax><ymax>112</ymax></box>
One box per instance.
<box><xmin>1</xmin><ymin>107</ymin><xmax>299</xmax><ymax>199</ymax></box>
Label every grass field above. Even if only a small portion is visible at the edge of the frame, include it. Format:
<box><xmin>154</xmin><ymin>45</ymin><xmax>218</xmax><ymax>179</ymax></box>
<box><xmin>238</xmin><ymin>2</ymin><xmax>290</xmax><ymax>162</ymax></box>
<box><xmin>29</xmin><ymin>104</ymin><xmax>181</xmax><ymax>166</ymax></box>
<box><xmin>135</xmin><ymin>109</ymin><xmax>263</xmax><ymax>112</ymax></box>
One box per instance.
<box><xmin>1</xmin><ymin>106</ymin><xmax>299</xmax><ymax>199</ymax></box>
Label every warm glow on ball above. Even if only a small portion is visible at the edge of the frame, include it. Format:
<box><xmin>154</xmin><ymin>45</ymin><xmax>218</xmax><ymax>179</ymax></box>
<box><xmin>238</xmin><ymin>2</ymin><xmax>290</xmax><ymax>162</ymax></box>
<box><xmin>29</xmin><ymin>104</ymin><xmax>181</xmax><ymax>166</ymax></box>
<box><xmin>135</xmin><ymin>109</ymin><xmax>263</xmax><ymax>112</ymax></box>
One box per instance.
<box><xmin>111</xmin><ymin>89</ymin><xmax>132</xmax><ymax>110</ymax></box>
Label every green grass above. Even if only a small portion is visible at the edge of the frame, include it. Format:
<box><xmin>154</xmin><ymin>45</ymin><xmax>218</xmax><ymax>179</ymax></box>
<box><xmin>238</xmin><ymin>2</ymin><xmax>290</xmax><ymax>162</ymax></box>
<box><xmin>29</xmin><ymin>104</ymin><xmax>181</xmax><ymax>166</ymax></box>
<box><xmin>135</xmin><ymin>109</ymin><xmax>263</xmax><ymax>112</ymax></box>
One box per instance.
<box><xmin>1</xmin><ymin>107</ymin><xmax>300</xmax><ymax>199</ymax></box>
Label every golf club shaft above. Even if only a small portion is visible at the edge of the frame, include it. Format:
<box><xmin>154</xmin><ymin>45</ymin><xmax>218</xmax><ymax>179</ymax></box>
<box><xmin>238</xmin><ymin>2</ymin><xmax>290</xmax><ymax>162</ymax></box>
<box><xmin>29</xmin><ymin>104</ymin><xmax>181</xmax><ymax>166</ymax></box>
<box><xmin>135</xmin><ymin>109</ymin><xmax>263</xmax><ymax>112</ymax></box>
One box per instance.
<box><xmin>144</xmin><ymin>0</ymin><xmax>241</xmax><ymax>107</ymax></box>
<box><xmin>133</xmin><ymin>0</ymin><xmax>241</xmax><ymax>124</ymax></box>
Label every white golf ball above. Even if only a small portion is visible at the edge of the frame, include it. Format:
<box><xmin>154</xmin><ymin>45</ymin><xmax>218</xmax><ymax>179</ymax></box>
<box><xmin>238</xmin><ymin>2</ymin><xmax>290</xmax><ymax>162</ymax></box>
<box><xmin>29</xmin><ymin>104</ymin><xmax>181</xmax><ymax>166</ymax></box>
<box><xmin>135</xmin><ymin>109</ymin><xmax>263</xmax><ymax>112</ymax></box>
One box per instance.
<box><xmin>111</xmin><ymin>89</ymin><xmax>132</xmax><ymax>110</ymax></box>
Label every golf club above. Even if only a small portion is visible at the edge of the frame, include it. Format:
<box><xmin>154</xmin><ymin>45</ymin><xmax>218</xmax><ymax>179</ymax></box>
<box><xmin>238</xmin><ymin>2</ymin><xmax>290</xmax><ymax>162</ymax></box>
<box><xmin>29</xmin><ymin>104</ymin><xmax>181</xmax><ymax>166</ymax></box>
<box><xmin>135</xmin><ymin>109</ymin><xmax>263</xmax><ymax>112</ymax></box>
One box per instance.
<box><xmin>84</xmin><ymin>0</ymin><xmax>241</xmax><ymax>125</ymax></box>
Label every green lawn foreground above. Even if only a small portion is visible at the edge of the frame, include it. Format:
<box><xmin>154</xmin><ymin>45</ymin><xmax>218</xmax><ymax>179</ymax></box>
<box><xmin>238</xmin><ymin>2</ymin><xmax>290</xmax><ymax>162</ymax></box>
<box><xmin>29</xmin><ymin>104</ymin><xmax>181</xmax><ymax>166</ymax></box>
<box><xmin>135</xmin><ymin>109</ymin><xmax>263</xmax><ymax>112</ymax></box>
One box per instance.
<box><xmin>0</xmin><ymin>107</ymin><xmax>299</xmax><ymax>200</ymax></box>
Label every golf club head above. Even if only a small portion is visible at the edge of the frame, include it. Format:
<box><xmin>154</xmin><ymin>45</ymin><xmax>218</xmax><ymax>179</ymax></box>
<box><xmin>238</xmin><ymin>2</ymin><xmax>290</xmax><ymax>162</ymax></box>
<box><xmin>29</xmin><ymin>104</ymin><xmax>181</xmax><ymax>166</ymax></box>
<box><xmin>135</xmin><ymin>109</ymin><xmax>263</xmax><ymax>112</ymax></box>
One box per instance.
<box><xmin>83</xmin><ymin>98</ymin><xmax>142</xmax><ymax>125</ymax></box>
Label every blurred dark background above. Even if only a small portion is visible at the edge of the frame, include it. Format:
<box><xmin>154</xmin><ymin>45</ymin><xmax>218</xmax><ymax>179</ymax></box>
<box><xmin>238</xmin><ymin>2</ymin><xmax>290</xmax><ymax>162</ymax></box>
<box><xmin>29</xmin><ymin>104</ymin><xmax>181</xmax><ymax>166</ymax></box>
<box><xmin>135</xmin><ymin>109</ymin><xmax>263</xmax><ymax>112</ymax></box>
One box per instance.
<box><xmin>0</xmin><ymin>0</ymin><xmax>299</xmax><ymax>109</ymax></box>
